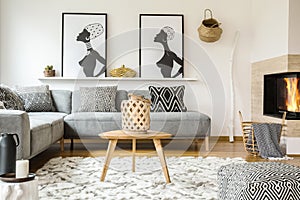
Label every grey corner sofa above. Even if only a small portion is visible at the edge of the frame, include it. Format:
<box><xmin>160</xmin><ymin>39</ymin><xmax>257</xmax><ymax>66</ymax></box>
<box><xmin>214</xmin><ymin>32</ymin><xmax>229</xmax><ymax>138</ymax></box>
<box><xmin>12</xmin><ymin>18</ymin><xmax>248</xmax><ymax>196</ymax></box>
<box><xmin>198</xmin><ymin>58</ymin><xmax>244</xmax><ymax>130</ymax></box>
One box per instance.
<box><xmin>0</xmin><ymin>89</ymin><xmax>211</xmax><ymax>159</ymax></box>
<box><xmin>0</xmin><ymin>90</ymin><xmax>71</xmax><ymax>159</ymax></box>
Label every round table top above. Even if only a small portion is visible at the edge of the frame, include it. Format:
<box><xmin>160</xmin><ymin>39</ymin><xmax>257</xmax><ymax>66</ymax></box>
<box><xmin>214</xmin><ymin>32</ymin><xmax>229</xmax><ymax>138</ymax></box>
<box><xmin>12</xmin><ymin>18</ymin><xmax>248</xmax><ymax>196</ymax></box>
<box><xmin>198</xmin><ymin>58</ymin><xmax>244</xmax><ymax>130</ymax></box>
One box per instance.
<box><xmin>99</xmin><ymin>130</ymin><xmax>172</xmax><ymax>140</ymax></box>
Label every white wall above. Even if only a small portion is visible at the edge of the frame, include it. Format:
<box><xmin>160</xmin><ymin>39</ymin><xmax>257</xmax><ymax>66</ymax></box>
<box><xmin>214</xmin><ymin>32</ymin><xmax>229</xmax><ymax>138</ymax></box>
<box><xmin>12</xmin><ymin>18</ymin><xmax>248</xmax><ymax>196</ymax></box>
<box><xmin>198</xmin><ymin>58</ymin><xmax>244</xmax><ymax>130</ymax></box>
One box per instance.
<box><xmin>251</xmin><ymin>0</ymin><xmax>289</xmax><ymax>62</ymax></box>
<box><xmin>0</xmin><ymin>0</ymin><xmax>253</xmax><ymax>137</ymax></box>
<box><xmin>0</xmin><ymin>0</ymin><xmax>2</xmax><ymax>83</ymax></box>
<box><xmin>288</xmin><ymin>0</ymin><xmax>300</xmax><ymax>54</ymax></box>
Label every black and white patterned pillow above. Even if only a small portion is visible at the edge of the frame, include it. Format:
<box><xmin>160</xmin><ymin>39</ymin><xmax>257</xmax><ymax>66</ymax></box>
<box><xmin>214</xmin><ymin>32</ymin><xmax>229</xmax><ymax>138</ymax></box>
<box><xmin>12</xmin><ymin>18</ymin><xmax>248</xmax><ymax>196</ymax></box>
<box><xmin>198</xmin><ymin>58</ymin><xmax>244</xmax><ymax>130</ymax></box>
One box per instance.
<box><xmin>0</xmin><ymin>84</ymin><xmax>24</xmax><ymax>110</ymax></box>
<box><xmin>148</xmin><ymin>85</ymin><xmax>187</xmax><ymax>112</ymax></box>
<box><xmin>78</xmin><ymin>86</ymin><xmax>117</xmax><ymax>112</ymax></box>
<box><xmin>15</xmin><ymin>85</ymin><xmax>54</xmax><ymax>112</ymax></box>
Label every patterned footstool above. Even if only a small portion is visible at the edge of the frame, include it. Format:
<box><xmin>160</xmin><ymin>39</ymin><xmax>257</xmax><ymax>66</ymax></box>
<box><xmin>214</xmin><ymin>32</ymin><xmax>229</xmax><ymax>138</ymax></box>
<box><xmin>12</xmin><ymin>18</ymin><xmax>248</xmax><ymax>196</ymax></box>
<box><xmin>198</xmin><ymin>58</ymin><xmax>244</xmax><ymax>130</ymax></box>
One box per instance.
<box><xmin>217</xmin><ymin>162</ymin><xmax>300</xmax><ymax>200</ymax></box>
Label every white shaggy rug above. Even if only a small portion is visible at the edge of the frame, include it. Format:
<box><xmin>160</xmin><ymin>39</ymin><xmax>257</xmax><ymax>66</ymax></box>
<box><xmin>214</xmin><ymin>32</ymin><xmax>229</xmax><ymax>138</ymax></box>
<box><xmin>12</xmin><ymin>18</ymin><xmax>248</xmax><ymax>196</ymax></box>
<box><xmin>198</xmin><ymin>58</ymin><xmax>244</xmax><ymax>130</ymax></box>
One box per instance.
<box><xmin>36</xmin><ymin>156</ymin><xmax>246</xmax><ymax>200</ymax></box>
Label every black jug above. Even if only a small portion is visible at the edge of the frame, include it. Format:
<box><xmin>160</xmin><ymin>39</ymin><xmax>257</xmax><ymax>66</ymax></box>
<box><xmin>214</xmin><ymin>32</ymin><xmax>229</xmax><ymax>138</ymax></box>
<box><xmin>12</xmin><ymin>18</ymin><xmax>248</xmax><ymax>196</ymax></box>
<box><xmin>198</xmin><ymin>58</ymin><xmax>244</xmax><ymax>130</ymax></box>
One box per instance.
<box><xmin>0</xmin><ymin>133</ymin><xmax>20</xmax><ymax>175</ymax></box>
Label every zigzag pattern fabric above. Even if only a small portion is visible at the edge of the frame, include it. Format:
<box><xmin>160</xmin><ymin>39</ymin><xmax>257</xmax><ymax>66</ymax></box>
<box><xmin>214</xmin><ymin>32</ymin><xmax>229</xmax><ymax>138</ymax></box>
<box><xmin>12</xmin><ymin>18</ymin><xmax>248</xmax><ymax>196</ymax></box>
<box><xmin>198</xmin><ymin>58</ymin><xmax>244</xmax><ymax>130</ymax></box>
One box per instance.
<box><xmin>218</xmin><ymin>162</ymin><xmax>300</xmax><ymax>200</ymax></box>
<box><xmin>252</xmin><ymin>123</ymin><xmax>283</xmax><ymax>158</ymax></box>
<box><xmin>148</xmin><ymin>85</ymin><xmax>187</xmax><ymax>112</ymax></box>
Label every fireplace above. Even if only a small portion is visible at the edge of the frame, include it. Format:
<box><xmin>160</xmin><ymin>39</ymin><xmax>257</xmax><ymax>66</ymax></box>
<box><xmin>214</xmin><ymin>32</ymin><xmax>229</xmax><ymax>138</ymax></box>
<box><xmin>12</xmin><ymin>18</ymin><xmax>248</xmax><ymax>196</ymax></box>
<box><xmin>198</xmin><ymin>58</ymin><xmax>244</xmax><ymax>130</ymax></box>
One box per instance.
<box><xmin>264</xmin><ymin>72</ymin><xmax>300</xmax><ymax>120</ymax></box>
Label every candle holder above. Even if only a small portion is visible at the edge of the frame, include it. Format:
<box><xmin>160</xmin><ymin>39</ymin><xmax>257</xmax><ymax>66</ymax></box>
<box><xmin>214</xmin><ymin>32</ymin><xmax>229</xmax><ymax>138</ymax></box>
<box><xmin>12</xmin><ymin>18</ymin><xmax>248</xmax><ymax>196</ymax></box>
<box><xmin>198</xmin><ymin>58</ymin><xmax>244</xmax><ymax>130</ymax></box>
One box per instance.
<box><xmin>121</xmin><ymin>93</ymin><xmax>151</xmax><ymax>134</ymax></box>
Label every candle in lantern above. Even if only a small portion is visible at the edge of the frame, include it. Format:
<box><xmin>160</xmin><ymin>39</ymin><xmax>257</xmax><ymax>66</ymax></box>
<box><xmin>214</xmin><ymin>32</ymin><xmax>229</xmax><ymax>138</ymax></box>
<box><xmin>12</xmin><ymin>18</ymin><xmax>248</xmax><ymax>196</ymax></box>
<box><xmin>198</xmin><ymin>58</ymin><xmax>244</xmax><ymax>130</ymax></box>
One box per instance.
<box><xmin>16</xmin><ymin>160</ymin><xmax>29</xmax><ymax>178</ymax></box>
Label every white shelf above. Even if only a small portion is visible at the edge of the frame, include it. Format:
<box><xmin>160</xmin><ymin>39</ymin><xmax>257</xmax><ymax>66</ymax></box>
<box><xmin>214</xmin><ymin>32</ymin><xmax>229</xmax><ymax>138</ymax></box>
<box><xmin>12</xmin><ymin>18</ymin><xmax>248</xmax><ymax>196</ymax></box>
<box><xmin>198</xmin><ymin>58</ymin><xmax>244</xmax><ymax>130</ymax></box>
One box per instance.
<box><xmin>38</xmin><ymin>77</ymin><xmax>198</xmax><ymax>81</ymax></box>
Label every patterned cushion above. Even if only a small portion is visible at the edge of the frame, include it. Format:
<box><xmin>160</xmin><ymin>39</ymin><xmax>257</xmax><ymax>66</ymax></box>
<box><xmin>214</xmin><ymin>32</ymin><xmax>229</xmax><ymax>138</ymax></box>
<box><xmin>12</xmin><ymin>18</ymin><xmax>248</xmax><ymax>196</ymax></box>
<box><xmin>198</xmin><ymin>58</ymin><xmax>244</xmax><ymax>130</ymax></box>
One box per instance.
<box><xmin>0</xmin><ymin>84</ymin><xmax>24</xmax><ymax>110</ymax></box>
<box><xmin>218</xmin><ymin>162</ymin><xmax>300</xmax><ymax>200</ymax></box>
<box><xmin>148</xmin><ymin>85</ymin><xmax>187</xmax><ymax>112</ymax></box>
<box><xmin>78</xmin><ymin>86</ymin><xmax>117</xmax><ymax>112</ymax></box>
<box><xmin>15</xmin><ymin>85</ymin><xmax>54</xmax><ymax>112</ymax></box>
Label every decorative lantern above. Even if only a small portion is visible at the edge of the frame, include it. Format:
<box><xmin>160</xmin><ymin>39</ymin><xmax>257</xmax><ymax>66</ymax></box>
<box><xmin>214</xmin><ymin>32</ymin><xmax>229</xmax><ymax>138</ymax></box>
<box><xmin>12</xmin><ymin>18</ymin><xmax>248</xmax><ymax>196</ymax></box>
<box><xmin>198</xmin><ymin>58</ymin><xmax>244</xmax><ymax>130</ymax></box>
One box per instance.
<box><xmin>121</xmin><ymin>94</ymin><xmax>151</xmax><ymax>134</ymax></box>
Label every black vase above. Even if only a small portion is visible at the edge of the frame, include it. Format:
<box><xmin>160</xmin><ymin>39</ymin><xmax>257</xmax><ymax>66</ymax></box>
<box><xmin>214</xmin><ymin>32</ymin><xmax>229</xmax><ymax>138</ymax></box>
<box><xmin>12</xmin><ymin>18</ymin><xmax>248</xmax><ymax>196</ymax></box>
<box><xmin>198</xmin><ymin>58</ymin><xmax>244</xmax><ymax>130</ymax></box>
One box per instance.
<box><xmin>0</xmin><ymin>133</ymin><xmax>20</xmax><ymax>175</ymax></box>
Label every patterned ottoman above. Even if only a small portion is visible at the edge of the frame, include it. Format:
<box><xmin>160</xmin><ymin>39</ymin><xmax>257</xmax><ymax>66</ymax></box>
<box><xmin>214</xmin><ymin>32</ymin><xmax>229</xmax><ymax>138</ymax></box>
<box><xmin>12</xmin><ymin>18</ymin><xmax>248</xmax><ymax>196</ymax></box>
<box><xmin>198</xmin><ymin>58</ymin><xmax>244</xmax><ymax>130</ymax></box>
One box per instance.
<box><xmin>217</xmin><ymin>162</ymin><xmax>300</xmax><ymax>200</ymax></box>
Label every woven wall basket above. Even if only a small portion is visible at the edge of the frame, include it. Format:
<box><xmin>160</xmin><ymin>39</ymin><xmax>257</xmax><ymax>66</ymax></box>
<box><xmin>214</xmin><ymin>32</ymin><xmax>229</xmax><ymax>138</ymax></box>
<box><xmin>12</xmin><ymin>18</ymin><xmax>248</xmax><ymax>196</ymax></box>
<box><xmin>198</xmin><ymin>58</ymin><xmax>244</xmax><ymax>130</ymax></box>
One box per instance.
<box><xmin>198</xmin><ymin>9</ymin><xmax>223</xmax><ymax>43</ymax></box>
<box><xmin>121</xmin><ymin>94</ymin><xmax>151</xmax><ymax>134</ymax></box>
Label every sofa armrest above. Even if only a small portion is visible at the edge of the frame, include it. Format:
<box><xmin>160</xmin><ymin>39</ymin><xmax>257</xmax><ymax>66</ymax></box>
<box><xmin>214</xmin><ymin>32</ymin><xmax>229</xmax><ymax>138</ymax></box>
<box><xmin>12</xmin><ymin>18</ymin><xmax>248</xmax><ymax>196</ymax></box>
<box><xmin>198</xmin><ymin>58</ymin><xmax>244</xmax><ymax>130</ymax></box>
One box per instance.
<box><xmin>0</xmin><ymin>110</ymin><xmax>30</xmax><ymax>159</ymax></box>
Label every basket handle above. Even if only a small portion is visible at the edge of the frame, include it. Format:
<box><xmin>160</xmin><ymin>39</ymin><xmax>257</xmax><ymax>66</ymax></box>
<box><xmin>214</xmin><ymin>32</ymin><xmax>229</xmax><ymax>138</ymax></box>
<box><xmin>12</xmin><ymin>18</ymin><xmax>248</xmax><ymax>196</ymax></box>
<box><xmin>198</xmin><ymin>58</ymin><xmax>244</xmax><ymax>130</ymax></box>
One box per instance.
<box><xmin>211</xmin><ymin>23</ymin><xmax>221</xmax><ymax>28</ymax></box>
<box><xmin>238</xmin><ymin>111</ymin><xmax>243</xmax><ymax>123</ymax></box>
<box><xmin>281</xmin><ymin>111</ymin><xmax>286</xmax><ymax>124</ymax></box>
<box><xmin>204</xmin><ymin>9</ymin><xmax>213</xmax><ymax>19</ymax></box>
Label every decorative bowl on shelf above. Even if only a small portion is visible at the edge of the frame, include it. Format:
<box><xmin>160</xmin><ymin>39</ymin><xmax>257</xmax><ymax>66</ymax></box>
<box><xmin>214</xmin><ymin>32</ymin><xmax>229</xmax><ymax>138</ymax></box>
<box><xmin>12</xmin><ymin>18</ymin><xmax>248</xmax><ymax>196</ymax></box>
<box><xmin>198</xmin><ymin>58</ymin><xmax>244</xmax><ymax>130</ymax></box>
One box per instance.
<box><xmin>109</xmin><ymin>65</ymin><xmax>136</xmax><ymax>78</ymax></box>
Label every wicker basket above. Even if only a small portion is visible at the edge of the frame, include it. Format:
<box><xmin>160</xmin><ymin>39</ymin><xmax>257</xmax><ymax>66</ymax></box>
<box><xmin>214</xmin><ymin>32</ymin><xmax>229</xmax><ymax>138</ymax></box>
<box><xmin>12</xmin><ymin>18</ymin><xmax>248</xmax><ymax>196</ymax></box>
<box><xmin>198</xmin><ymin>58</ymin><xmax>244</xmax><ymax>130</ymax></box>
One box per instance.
<box><xmin>238</xmin><ymin>111</ymin><xmax>287</xmax><ymax>156</ymax></box>
<box><xmin>121</xmin><ymin>94</ymin><xmax>151</xmax><ymax>134</ymax></box>
<box><xmin>198</xmin><ymin>9</ymin><xmax>222</xmax><ymax>43</ymax></box>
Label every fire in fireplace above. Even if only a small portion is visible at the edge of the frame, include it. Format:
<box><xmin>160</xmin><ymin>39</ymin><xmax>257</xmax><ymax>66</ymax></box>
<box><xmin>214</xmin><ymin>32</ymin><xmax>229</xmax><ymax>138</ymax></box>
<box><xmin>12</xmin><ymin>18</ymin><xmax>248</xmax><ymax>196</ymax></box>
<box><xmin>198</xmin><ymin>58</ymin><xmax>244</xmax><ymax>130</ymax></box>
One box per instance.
<box><xmin>264</xmin><ymin>72</ymin><xmax>300</xmax><ymax>120</ymax></box>
<box><xmin>284</xmin><ymin>77</ymin><xmax>300</xmax><ymax>112</ymax></box>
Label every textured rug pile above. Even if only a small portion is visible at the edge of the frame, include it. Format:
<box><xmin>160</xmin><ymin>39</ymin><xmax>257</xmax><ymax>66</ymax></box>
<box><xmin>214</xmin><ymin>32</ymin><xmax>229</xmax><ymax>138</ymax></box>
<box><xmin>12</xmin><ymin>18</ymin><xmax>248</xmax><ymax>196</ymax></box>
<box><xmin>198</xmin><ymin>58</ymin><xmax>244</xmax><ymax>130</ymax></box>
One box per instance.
<box><xmin>36</xmin><ymin>156</ymin><xmax>245</xmax><ymax>199</ymax></box>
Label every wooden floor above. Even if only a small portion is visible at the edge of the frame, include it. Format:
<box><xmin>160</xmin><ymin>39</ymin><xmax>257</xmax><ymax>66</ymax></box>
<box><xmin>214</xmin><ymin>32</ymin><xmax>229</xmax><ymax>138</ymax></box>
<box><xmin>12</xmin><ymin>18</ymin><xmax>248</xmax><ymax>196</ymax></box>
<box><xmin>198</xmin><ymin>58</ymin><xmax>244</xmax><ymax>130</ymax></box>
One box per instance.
<box><xmin>29</xmin><ymin>138</ymin><xmax>300</xmax><ymax>172</ymax></box>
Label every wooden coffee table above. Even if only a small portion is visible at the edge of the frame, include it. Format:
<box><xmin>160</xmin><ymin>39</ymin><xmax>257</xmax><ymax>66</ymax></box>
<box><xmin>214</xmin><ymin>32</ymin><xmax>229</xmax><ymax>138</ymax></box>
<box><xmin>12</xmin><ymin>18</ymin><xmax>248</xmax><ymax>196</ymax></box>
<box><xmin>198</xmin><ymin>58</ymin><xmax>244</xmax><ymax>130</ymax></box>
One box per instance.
<box><xmin>99</xmin><ymin>130</ymin><xmax>172</xmax><ymax>183</ymax></box>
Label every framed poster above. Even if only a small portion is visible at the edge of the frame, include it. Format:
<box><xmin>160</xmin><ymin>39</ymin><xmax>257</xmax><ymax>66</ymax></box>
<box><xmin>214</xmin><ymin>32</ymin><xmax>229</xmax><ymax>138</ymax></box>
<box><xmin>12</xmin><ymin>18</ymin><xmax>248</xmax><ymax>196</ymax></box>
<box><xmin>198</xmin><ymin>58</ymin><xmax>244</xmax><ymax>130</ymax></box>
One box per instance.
<box><xmin>62</xmin><ymin>13</ymin><xmax>107</xmax><ymax>77</ymax></box>
<box><xmin>139</xmin><ymin>14</ymin><xmax>184</xmax><ymax>78</ymax></box>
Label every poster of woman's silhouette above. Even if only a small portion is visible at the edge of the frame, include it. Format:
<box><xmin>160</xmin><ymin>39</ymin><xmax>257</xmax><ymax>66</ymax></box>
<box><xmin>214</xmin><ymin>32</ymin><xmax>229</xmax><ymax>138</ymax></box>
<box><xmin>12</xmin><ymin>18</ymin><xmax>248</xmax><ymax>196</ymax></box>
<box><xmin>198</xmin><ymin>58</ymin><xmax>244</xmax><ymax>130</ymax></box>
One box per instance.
<box><xmin>140</xmin><ymin>14</ymin><xmax>184</xmax><ymax>78</ymax></box>
<box><xmin>62</xmin><ymin>13</ymin><xmax>107</xmax><ymax>78</ymax></box>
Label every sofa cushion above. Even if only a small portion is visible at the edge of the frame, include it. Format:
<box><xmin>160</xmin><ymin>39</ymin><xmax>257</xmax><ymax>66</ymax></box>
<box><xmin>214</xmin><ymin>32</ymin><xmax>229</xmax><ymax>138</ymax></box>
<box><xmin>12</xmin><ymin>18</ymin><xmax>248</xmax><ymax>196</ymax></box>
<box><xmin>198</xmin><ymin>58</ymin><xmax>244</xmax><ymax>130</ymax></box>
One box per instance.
<box><xmin>72</xmin><ymin>90</ymin><xmax>128</xmax><ymax>113</ymax></box>
<box><xmin>51</xmin><ymin>90</ymin><xmax>72</xmax><ymax>114</ymax></box>
<box><xmin>149</xmin><ymin>85</ymin><xmax>187</xmax><ymax>112</ymax></box>
<box><xmin>15</xmin><ymin>85</ymin><xmax>54</xmax><ymax>112</ymax></box>
<box><xmin>115</xmin><ymin>90</ymin><xmax>128</xmax><ymax>112</ymax></box>
<box><xmin>78</xmin><ymin>86</ymin><xmax>118</xmax><ymax>112</ymax></box>
<box><xmin>150</xmin><ymin>111</ymin><xmax>210</xmax><ymax>138</ymax></box>
<box><xmin>64</xmin><ymin>112</ymin><xmax>122</xmax><ymax>138</ymax></box>
<box><xmin>64</xmin><ymin>111</ymin><xmax>210</xmax><ymax>139</ymax></box>
<box><xmin>28</xmin><ymin>118</ymin><xmax>52</xmax><ymax>156</ymax></box>
<box><xmin>28</xmin><ymin>112</ymin><xmax>67</xmax><ymax>143</ymax></box>
<box><xmin>0</xmin><ymin>84</ymin><xmax>24</xmax><ymax>110</ymax></box>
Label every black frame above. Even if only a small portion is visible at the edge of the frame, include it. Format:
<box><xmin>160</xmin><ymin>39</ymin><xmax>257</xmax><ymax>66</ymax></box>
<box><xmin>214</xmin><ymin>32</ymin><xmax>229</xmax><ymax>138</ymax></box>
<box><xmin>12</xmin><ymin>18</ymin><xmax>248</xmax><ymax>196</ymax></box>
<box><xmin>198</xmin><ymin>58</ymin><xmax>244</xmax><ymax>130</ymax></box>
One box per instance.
<box><xmin>139</xmin><ymin>14</ymin><xmax>184</xmax><ymax>78</ymax></box>
<box><xmin>61</xmin><ymin>13</ymin><xmax>107</xmax><ymax>77</ymax></box>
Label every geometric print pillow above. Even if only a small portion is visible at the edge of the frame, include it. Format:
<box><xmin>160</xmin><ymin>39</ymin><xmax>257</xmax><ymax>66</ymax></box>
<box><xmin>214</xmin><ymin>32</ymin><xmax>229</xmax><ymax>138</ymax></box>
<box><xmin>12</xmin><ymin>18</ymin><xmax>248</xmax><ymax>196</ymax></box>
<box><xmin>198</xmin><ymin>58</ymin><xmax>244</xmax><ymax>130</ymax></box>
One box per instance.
<box><xmin>17</xmin><ymin>92</ymin><xmax>53</xmax><ymax>112</ymax></box>
<box><xmin>148</xmin><ymin>85</ymin><xmax>187</xmax><ymax>112</ymax></box>
<box><xmin>15</xmin><ymin>85</ymin><xmax>54</xmax><ymax>112</ymax></box>
<box><xmin>78</xmin><ymin>86</ymin><xmax>118</xmax><ymax>112</ymax></box>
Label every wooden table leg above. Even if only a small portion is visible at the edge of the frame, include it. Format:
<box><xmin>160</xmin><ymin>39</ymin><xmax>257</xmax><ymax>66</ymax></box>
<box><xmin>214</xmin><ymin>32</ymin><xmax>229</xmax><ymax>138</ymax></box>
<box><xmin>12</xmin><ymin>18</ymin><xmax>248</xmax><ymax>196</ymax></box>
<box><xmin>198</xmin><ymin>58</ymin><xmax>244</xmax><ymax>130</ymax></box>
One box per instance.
<box><xmin>153</xmin><ymin>139</ymin><xmax>171</xmax><ymax>183</ymax></box>
<box><xmin>100</xmin><ymin>139</ymin><xmax>118</xmax><ymax>181</ymax></box>
<box><xmin>205</xmin><ymin>136</ymin><xmax>210</xmax><ymax>151</ymax></box>
<box><xmin>132</xmin><ymin>138</ymin><xmax>136</xmax><ymax>172</ymax></box>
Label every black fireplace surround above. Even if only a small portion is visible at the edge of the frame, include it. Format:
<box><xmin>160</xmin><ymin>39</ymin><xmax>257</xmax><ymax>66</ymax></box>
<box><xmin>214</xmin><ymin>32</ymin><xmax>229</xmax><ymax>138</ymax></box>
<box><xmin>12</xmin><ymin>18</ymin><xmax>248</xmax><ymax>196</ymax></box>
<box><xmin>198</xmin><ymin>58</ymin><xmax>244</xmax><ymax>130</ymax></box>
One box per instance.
<box><xmin>264</xmin><ymin>72</ymin><xmax>300</xmax><ymax>120</ymax></box>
